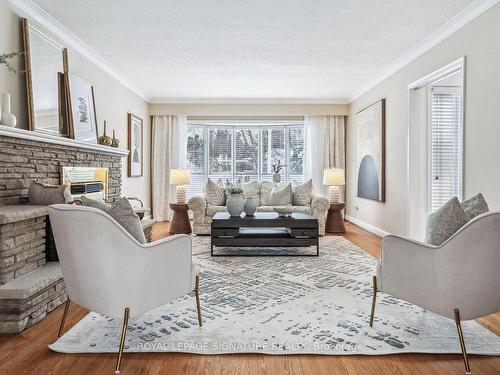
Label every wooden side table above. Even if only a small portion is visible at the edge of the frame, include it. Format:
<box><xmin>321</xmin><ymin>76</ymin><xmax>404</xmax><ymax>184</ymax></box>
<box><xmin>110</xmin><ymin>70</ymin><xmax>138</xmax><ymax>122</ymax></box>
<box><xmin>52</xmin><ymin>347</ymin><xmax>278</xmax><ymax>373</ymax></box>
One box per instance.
<box><xmin>326</xmin><ymin>202</ymin><xmax>346</xmax><ymax>234</ymax></box>
<box><xmin>169</xmin><ymin>203</ymin><xmax>192</xmax><ymax>234</ymax></box>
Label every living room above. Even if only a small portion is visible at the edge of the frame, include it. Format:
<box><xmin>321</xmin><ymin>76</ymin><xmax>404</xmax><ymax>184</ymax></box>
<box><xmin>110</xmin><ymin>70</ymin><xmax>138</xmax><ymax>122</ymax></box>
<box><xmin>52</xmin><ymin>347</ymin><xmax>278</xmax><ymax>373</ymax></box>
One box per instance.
<box><xmin>0</xmin><ymin>0</ymin><xmax>499</xmax><ymax>374</ymax></box>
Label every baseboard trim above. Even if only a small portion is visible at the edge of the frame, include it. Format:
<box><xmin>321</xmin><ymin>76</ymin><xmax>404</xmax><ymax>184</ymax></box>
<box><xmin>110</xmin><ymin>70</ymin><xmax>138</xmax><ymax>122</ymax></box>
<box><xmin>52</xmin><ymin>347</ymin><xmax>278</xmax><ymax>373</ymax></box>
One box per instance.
<box><xmin>345</xmin><ymin>215</ymin><xmax>390</xmax><ymax>238</ymax></box>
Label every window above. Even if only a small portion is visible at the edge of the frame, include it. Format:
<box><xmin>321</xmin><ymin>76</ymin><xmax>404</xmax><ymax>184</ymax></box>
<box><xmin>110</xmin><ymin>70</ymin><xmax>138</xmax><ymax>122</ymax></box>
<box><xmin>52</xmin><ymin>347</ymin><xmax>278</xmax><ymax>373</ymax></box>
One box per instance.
<box><xmin>261</xmin><ymin>128</ymin><xmax>285</xmax><ymax>180</ymax></box>
<box><xmin>430</xmin><ymin>86</ymin><xmax>463</xmax><ymax>212</ymax></box>
<box><xmin>186</xmin><ymin>123</ymin><xmax>305</xmax><ymax>198</ymax></box>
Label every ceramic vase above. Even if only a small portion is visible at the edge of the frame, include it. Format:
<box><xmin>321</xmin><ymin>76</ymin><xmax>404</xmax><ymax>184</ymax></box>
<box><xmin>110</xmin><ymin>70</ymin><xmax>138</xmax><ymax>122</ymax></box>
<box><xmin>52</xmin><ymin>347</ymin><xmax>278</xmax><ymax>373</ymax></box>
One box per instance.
<box><xmin>226</xmin><ymin>193</ymin><xmax>244</xmax><ymax>217</ymax></box>
<box><xmin>98</xmin><ymin>121</ymin><xmax>113</xmax><ymax>146</ymax></box>
<box><xmin>243</xmin><ymin>197</ymin><xmax>257</xmax><ymax>216</ymax></box>
<box><xmin>272</xmin><ymin>173</ymin><xmax>281</xmax><ymax>183</ymax></box>
<box><xmin>111</xmin><ymin>129</ymin><xmax>120</xmax><ymax>148</ymax></box>
<box><xmin>0</xmin><ymin>93</ymin><xmax>17</xmax><ymax>128</ymax></box>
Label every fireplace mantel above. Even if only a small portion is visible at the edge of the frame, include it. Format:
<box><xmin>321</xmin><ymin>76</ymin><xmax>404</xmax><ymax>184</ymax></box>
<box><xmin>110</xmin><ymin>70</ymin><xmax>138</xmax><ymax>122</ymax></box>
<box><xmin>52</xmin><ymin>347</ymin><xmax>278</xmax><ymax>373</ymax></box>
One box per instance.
<box><xmin>0</xmin><ymin>126</ymin><xmax>129</xmax><ymax>157</ymax></box>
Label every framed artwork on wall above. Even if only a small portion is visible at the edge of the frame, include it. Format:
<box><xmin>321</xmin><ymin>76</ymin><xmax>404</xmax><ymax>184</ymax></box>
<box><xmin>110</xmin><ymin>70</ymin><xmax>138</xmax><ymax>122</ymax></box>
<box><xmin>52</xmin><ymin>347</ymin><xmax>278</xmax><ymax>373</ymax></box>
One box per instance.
<box><xmin>355</xmin><ymin>98</ymin><xmax>385</xmax><ymax>202</ymax></box>
<box><xmin>67</xmin><ymin>73</ymin><xmax>98</xmax><ymax>143</ymax></box>
<box><xmin>128</xmin><ymin>113</ymin><xmax>143</xmax><ymax>177</ymax></box>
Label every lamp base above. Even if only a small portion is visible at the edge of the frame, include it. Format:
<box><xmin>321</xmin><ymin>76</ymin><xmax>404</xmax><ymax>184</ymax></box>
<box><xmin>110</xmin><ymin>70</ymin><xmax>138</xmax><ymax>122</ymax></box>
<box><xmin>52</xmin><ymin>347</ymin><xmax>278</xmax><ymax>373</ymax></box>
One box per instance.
<box><xmin>176</xmin><ymin>185</ymin><xmax>187</xmax><ymax>204</ymax></box>
<box><xmin>328</xmin><ymin>186</ymin><xmax>340</xmax><ymax>204</ymax></box>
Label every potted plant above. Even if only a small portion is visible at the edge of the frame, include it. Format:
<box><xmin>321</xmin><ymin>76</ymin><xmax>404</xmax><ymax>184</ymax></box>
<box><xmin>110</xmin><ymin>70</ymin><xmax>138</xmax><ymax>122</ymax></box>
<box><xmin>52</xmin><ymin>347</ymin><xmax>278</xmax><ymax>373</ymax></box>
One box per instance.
<box><xmin>226</xmin><ymin>185</ymin><xmax>244</xmax><ymax>217</ymax></box>
<box><xmin>272</xmin><ymin>160</ymin><xmax>287</xmax><ymax>183</ymax></box>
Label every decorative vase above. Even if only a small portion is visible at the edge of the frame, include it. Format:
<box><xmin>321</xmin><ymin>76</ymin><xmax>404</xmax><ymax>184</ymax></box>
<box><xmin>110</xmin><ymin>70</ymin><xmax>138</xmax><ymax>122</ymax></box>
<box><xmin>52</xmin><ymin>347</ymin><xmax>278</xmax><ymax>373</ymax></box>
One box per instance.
<box><xmin>226</xmin><ymin>193</ymin><xmax>244</xmax><ymax>217</ymax></box>
<box><xmin>98</xmin><ymin>120</ymin><xmax>113</xmax><ymax>146</ymax></box>
<box><xmin>243</xmin><ymin>197</ymin><xmax>257</xmax><ymax>216</ymax></box>
<box><xmin>111</xmin><ymin>129</ymin><xmax>120</xmax><ymax>148</ymax></box>
<box><xmin>0</xmin><ymin>93</ymin><xmax>17</xmax><ymax>128</ymax></box>
<box><xmin>272</xmin><ymin>173</ymin><xmax>281</xmax><ymax>183</ymax></box>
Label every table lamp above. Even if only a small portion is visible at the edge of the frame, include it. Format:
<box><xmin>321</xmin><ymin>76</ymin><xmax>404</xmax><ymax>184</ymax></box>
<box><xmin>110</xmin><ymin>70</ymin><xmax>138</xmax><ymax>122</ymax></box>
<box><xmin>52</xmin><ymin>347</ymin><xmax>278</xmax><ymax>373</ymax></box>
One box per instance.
<box><xmin>170</xmin><ymin>169</ymin><xmax>192</xmax><ymax>203</ymax></box>
<box><xmin>323</xmin><ymin>168</ymin><xmax>345</xmax><ymax>204</ymax></box>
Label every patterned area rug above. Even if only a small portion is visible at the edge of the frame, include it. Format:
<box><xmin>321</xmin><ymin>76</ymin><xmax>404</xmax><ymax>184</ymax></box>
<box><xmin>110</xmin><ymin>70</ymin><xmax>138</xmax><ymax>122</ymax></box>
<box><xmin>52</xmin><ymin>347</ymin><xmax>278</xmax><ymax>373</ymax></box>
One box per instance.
<box><xmin>50</xmin><ymin>236</ymin><xmax>500</xmax><ymax>355</ymax></box>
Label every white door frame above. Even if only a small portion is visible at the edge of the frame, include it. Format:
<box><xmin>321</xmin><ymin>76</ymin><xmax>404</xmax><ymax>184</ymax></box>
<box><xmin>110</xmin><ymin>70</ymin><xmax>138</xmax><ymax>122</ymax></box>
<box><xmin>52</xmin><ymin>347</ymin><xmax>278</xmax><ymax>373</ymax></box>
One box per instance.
<box><xmin>406</xmin><ymin>57</ymin><xmax>466</xmax><ymax>237</ymax></box>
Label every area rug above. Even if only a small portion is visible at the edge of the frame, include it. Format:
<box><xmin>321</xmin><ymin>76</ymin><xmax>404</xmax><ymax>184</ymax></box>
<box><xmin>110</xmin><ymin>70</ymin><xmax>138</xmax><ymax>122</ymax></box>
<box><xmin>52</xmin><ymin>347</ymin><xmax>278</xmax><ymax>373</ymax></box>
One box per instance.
<box><xmin>50</xmin><ymin>236</ymin><xmax>500</xmax><ymax>355</ymax></box>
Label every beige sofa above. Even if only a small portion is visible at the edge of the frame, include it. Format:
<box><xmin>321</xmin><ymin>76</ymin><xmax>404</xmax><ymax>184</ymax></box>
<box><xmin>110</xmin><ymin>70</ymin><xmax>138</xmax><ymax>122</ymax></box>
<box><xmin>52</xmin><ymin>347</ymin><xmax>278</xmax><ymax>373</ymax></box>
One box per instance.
<box><xmin>188</xmin><ymin>181</ymin><xmax>330</xmax><ymax>235</ymax></box>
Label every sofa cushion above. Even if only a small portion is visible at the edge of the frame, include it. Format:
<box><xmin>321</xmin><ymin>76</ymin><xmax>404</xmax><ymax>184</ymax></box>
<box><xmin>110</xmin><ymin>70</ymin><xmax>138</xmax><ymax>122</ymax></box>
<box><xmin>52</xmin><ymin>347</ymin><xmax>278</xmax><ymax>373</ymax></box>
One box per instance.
<box><xmin>461</xmin><ymin>193</ymin><xmax>489</xmax><ymax>219</ymax></box>
<box><xmin>242</xmin><ymin>181</ymin><xmax>261</xmax><ymax>206</ymax></box>
<box><xmin>269</xmin><ymin>183</ymin><xmax>292</xmax><ymax>205</ymax></box>
<box><xmin>257</xmin><ymin>205</ymin><xmax>312</xmax><ymax>215</ymax></box>
<box><xmin>206</xmin><ymin>205</ymin><xmax>228</xmax><ymax>217</ymax></box>
<box><xmin>292</xmin><ymin>179</ymin><xmax>313</xmax><ymax>206</ymax></box>
<box><xmin>205</xmin><ymin>179</ymin><xmax>226</xmax><ymax>206</ymax></box>
<box><xmin>424</xmin><ymin>196</ymin><xmax>470</xmax><ymax>246</ymax></box>
<box><xmin>260</xmin><ymin>181</ymin><xmax>274</xmax><ymax>206</ymax></box>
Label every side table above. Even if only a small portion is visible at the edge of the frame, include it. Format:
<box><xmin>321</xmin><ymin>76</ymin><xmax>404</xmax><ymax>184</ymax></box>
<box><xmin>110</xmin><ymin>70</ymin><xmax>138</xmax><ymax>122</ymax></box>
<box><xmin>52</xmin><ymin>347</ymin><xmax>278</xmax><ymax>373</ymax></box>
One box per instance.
<box><xmin>169</xmin><ymin>203</ymin><xmax>192</xmax><ymax>234</ymax></box>
<box><xmin>326</xmin><ymin>202</ymin><xmax>346</xmax><ymax>234</ymax></box>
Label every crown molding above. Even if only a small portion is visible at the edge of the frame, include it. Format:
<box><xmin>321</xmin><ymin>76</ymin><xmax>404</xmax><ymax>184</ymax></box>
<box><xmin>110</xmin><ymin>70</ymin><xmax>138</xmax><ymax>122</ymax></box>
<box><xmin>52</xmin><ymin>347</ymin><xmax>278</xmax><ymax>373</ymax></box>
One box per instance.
<box><xmin>348</xmin><ymin>0</ymin><xmax>500</xmax><ymax>102</ymax></box>
<box><xmin>148</xmin><ymin>97</ymin><xmax>350</xmax><ymax>105</ymax></box>
<box><xmin>8</xmin><ymin>0</ymin><xmax>151</xmax><ymax>102</ymax></box>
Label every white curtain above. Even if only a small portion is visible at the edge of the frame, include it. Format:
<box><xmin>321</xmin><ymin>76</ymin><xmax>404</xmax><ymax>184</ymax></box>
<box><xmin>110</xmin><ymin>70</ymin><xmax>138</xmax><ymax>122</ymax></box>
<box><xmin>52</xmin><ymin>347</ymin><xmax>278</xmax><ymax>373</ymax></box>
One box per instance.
<box><xmin>151</xmin><ymin>115</ymin><xmax>187</xmax><ymax>221</ymax></box>
<box><xmin>304</xmin><ymin>115</ymin><xmax>345</xmax><ymax>197</ymax></box>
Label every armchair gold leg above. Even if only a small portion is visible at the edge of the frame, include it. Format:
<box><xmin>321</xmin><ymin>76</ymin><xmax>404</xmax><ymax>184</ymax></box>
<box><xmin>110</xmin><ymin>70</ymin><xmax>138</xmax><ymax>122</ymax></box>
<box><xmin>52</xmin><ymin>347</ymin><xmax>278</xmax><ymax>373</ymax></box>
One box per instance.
<box><xmin>57</xmin><ymin>298</ymin><xmax>71</xmax><ymax>338</ymax></box>
<box><xmin>115</xmin><ymin>307</ymin><xmax>130</xmax><ymax>374</ymax></box>
<box><xmin>195</xmin><ymin>274</ymin><xmax>203</xmax><ymax>327</ymax></box>
<box><xmin>369</xmin><ymin>275</ymin><xmax>378</xmax><ymax>327</ymax></box>
<box><xmin>454</xmin><ymin>308</ymin><xmax>472</xmax><ymax>374</ymax></box>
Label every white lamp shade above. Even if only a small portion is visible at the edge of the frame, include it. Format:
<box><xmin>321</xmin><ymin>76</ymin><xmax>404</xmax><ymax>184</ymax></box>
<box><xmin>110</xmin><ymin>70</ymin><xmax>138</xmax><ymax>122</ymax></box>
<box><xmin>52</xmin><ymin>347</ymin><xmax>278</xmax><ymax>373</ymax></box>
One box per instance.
<box><xmin>169</xmin><ymin>169</ymin><xmax>192</xmax><ymax>185</ymax></box>
<box><xmin>323</xmin><ymin>169</ymin><xmax>345</xmax><ymax>186</ymax></box>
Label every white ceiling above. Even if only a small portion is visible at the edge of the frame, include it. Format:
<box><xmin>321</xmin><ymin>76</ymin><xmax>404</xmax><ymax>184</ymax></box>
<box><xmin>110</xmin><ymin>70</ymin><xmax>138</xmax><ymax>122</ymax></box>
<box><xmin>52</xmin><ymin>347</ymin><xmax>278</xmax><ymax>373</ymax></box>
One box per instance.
<box><xmin>30</xmin><ymin>0</ymin><xmax>476</xmax><ymax>102</ymax></box>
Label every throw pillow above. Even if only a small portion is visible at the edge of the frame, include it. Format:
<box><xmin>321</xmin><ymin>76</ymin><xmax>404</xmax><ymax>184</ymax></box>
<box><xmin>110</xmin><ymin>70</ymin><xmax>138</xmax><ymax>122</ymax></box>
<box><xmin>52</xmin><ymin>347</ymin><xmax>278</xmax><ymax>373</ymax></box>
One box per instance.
<box><xmin>260</xmin><ymin>181</ymin><xmax>274</xmax><ymax>205</ymax></box>
<box><xmin>29</xmin><ymin>181</ymin><xmax>73</xmax><ymax>205</ymax></box>
<box><xmin>81</xmin><ymin>196</ymin><xmax>146</xmax><ymax>244</ymax></box>
<box><xmin>106</xmin><ymin>197</ymin><xmax>147</xmax><ymax>244</ymax></box>
<box><xmin>269</xmin><ymin>183</ymin><xmax>292</xmax><ymax>206</ymax></box>
<box><xmin>424</xmin><ymin>196</ymin><xmax>470</xmax><ymax>246</ymax></box>
<box><xmin>242</xmin><ymin>181</ymin><xmax>261</xmax><ymax>206</ymax></box>
<box><xmin>461</xmin><ymin>193</ymin><xmax>489</xmax><ymax>219</ymax></box>
<box><xmin>80</xmin><ymin>195</ymin><xmax>112</xmax><ymax>211</ymax></box>
<box><xmin>205</xmin><ymin>179</ymin><xmax>226</xmax><ymax>205</ymax></box>
<box><xmin>292</xmin><ymin>179</ymin><xmax>313</xmax><ymax>206</ymax></box>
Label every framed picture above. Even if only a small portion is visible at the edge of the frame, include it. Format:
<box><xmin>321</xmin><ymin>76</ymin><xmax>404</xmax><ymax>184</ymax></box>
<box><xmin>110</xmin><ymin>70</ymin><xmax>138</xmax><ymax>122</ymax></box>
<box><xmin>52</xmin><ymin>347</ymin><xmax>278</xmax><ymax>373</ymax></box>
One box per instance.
<box><xmin>67</xmin><ymin>73</ymin><xmax>98</xmax><ymax>143</ymax></box>
<box><xmin>355</xmin><ymin>98</ymin><xmax>385</xmax><ymax>202</ymax></box>
<box><xmin>128</xmin><ymin>113</ymin><xmax>143</xmax><ymax>177</ymax></box>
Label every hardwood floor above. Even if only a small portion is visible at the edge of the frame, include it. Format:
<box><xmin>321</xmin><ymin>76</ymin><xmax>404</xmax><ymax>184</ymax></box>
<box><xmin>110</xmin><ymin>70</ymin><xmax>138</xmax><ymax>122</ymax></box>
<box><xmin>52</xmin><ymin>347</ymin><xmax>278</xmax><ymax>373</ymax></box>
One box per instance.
<box><xmin>0</xmin><ymin>221</ymin><xmax>498</xmax><ymax>375</ymax></box>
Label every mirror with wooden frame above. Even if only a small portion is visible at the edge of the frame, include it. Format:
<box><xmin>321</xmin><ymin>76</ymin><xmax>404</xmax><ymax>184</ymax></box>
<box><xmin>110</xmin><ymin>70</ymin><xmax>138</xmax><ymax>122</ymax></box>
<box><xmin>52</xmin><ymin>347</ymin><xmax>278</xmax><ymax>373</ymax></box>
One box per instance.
<box><xmin>22</xmin><ymin>18</ymin><xmax>69</xmax><ymax>136</ymax></box>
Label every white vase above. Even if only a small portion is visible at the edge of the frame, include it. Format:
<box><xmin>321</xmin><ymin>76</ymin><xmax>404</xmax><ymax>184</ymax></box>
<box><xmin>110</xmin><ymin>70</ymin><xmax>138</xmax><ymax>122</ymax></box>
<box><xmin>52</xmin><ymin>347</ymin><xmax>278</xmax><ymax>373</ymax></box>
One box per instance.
<box><xmin>243</xmin><ymin>197</ymin><xmax>257</xmax><ymax>216</ymax></box>
<box><xmin>0</xmin><ymin>93</ymin><xmax>17</xmax><ymax>128</ymax></box>
<box><xmin>272</xmin><ymin>173</ymin><xmax>281</xmax><ymax>183</ymax></box>
<box><xmin>226</xmin><ymin>193</ymin><xmax>244</xmax><ymax>217</ymax></box>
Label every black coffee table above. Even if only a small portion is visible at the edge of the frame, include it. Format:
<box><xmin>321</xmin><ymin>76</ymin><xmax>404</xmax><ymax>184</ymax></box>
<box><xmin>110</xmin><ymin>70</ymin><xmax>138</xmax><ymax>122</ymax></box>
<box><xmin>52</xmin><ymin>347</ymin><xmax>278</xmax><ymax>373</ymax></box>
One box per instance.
<box><xmin>210</xmin><ymin>212</ymin><xmax>319</xmax><ymax>256</ymax></box>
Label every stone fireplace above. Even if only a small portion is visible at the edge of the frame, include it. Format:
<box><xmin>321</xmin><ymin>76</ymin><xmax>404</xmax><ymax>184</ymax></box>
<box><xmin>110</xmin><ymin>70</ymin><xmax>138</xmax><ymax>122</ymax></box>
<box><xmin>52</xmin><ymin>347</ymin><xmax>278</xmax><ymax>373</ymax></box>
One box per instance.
<box><xmin>0</xmin><ymin>127</ymin><xmax>128</xmax><ymax>333</ymax></box>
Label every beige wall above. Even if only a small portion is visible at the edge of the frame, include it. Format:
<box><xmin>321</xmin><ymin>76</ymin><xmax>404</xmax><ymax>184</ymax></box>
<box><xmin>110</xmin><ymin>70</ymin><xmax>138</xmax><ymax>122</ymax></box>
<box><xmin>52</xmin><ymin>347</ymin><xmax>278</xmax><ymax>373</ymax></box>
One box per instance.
<box><xmin>0</xmin><ymin>2</ymin><xmax>151</xmax><ymax>208</ymax></box>
<box><xmin>150</xmin><ymin>102</ymin><xmax>349</xmax><ymax>116</ymax></box>
<box><xmin>346</xmin><ymin>3</ymin><xmax>500</xmax><ymax>235</ymax></box>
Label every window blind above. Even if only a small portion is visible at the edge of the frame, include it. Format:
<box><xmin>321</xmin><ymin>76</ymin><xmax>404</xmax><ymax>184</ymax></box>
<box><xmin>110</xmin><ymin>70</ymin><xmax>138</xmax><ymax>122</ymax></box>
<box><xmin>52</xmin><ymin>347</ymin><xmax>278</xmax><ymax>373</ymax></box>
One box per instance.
<box><xmin>430</xmin><ymin>86</ymin><xmax>462</xmax><ymax>212</ymax></box>
<box><xmin>186</xmin><ymin>123</ymin><xmax>304</xmax><ymax>198</ymax></box>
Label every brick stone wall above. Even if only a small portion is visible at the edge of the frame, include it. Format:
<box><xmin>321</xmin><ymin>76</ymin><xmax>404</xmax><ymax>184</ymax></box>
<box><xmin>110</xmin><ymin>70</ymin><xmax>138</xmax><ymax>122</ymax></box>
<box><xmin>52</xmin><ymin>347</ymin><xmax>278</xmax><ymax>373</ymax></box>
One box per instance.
<box><xmin>0</xmin><ymin>135</ymin><xmax>122</xmax><ymax>205</ymax></box>
<box><xmin>0</xmin><ymin>216</ymin><xmax>46</xmax><ymax>285</ymax></box>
